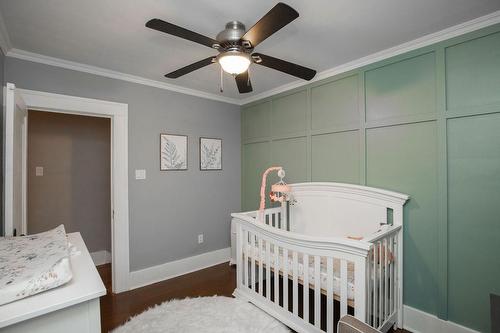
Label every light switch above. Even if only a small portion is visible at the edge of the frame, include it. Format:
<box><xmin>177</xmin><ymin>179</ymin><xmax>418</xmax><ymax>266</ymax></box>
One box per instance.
<box><xmin>135</xmin><ymin>169</ymin><xmax>146</xmax><ymax>180</ymax></box>
<box><xmin>35</xmin><ymin>167</ymin><xmax>44</xmax><ymax>177</ymax></box>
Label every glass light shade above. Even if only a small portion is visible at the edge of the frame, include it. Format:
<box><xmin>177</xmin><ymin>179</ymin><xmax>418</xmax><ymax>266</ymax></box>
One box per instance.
<box><xmin>218</xmin><ymin>52</ymin><xmax>251</xmax><ymax>75</ymax></box>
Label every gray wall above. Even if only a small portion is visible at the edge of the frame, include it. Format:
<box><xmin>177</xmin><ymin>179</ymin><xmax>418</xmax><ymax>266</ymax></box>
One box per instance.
<box><xmin>5</xmin><ymin>57</ymin><xmax>241</xmax><ymax>271</ymax></box>
<box><xmin>0</xmin><ymin>49</ymin><xmax>4</xmax><ymax>236</ymax></box>
<box><xmin>28</xmin><ymin>110</ymin><xmax>111</xmax><ymax>253</ymax></box>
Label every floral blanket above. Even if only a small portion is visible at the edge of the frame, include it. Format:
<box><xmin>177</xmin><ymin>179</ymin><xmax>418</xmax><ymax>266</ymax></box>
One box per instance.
<box><xmin>0</xmin><ymin>225</ymin><xmax>73</xmax><ymax>305</ymax></box>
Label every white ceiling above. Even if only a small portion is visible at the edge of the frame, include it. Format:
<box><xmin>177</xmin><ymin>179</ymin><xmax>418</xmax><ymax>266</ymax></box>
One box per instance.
<box><xmin>1</xmin><ymin>0</ymin><xmax>500</xmax><ymax>101</ymax></box>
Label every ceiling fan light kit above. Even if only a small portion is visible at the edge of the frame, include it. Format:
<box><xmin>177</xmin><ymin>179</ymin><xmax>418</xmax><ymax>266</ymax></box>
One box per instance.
<box><xmin>217</xmin><ymin>51</ymin><xmax>251</xmax><ymax>75</ymax></box>
<box><xmin>146</xmin><ymin>2</ymin><xmax>317</xmax><ymax>94</ymax></box>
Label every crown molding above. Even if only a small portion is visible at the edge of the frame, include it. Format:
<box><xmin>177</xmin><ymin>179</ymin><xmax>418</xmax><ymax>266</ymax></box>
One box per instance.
<box><xmin>6</xmin><ymin>48</ymin><xmax>242</xmax><ymax>105</ymax></box>
<box><xmin>0</xmin><ymin>10</ymin><xmax>12</xmax><ymax>54</ymax></box>
<box><xmin>240</xmin><ymin>10</ymin><xmax>500</xmax><ymax>105</ymax></box>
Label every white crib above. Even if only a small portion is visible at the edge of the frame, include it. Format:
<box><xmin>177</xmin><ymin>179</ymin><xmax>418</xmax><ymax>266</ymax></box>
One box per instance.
<box><xmin>231</xmin><ymin>182</ymin><xmax>408</xmax><ymax>333</ymax></box>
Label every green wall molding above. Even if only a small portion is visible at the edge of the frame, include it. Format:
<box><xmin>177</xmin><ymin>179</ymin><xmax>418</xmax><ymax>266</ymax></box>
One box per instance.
<box><xmin>241</xmin><ymin>23</ymin><xmax>500</xmax><ymax>332</ymax></box>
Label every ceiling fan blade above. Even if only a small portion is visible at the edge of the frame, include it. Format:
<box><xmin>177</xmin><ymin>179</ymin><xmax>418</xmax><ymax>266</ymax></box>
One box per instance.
<box><xmin>146</xmin><ymin>19</ymin><xmax>219</xmax><ymax>48</ymax></box>
<box><xmin>235</xmin><ymin>71</ymin><xmax>253</xmax><ymax>93</ymax></box>
<box><xmin>253</xmin><ymin>53</ymin><xmax>316</xmax><ymax>81</ymax></box>
<box><xmin>165</xmin><ymin>57</ymin><xmax>215</xmax><ymax>78</ymax></box>
<box><xmin>241</xmin><ymin>3</ymin><xmax>299</xmax><ymax>48</ymax></box>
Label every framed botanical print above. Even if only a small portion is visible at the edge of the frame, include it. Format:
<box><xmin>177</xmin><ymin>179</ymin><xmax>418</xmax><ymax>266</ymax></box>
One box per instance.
<box><xmin>199</xmin><ymin>137</ymin><xmax>222</xmax><ymax>171</ymax></box>
<box><xmin>160</xmin><ymin>134</ymin><xmax>188</xmax><ymax>171</ymax></box>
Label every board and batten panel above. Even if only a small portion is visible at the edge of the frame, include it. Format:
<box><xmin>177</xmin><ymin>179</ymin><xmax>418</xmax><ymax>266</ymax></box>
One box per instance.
<box><xmin>366</xmin><ymin>121</ymin><xmax>439</xmax><ymax>315</ymax></box>
<box><xmin>445</xmin><ymin>31</ymin><xmax>500</xmax><ymax>111</ymax></box>
<box><xmin>243</xmin><ymin>142</ymin><xmax>270</xmax><ymax>210</ymax></box>
<box><xmin>365</xmin><ymin>52</ymin><xmax>436</xmax><ymax>122</ymax></box>
<box><xmin>311</xmin><ymin>131</ymin><xmax>360</xmax><ymax>183</ymax></box>
<box><xmin>447</xmin><ymin>113</ymin><xmax>500</xmax><ymax>332</ymax></box>
<box><xmin>311</xmin><ymin>75</ymin><xmax>359</xmax><ymax>130</ymax></box>
<box><xmin>243</xmin><ymin>101</ymin><xmax>271</xmax><ymax>140</ymax></box>
<box><xmin>271</xmin><ymin>91</ymin><xmax>307</xmax><ymax>136</ymax></box>
<box><xmin>271</xmin><ymin>137</ymin><xmax>307</xmax><ymax>184</ymax></box>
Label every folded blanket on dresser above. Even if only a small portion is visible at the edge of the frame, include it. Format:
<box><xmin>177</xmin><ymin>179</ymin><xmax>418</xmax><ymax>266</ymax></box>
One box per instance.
<box><xmin>0</xmin><ymin>225</ymin><xmax>73</xmax><ymax>306</ymax></box>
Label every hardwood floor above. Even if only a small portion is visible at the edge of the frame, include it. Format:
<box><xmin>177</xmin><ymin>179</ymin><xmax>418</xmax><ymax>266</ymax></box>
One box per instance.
<box><xmin>97</xmin><ymin>263</ymin><xmax>409</xmax><ymax>333</ymax></box>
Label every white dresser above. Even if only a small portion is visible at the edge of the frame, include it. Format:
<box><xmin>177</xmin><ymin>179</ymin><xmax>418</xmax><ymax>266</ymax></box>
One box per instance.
<box><xmin>0</xmin><ymin>233</ymin><xmax>106</xmax><ymax>333</ymax></box>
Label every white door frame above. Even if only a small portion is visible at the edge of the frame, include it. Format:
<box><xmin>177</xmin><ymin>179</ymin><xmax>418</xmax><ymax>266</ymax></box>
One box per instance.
<box><xmin>4</xmin><ymin>83</ymin><xmax>28</xmax><ymax>237</ymax></box>
<box><xmin>6</xmin><ymin>84</ymin><xmax>130</xmax><ymax>293</ymax></box>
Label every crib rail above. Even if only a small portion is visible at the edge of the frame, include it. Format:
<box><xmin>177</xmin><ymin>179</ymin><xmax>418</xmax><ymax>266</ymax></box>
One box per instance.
<box><xmin>232</xmin><ymin>212</ymin><xmax>372</xmax><ymax>333</ymax></box>
<box><xmin>365</xmin><ymin>226</ymin><xmax>401</xmax><ymax>331</ymax></box>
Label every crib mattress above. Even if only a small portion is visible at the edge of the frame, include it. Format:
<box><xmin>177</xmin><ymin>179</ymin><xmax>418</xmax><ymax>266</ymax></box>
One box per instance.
<box><xmin>0</xmin><ymin>225</ymin><xmax>73</xmax><ymax>306</ymax></box>
<box><xmin>246</xmin><ymin>245</ymin><xmax>356</xmax><ymax>301</ymax></box>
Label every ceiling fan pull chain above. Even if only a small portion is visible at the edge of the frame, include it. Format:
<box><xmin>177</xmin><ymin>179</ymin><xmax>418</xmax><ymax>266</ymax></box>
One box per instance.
<box><xmin>220</xmin><ymin>66</ymin><xmax>224</xmax><ymax>93</ymax></box>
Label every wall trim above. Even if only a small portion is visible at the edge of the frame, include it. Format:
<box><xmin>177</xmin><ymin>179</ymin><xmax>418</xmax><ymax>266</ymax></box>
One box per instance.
<box><xmin>403</xmin><ymin>305</ymin><xmax>480</xmax><ymax>333</ymax></box>
<box><xmin>6</xmin><ymin>48</ymin><xmax>241</xmax><ymax>106</ymax></box>
<box><xmin>240</xmin><ymin>10</ymin><xmax>500</xmax><ymax>105</ymax></box>
<box><xmin>90</xmin><ymin>250</ymin><xmax>112</xmax><ymax>266</ymax></box>
<box><xmin>0</xmin><ymin>9</ymin><xmax>12</xmax><ymax>54</ymax></box>
<box><xmin>129</xmin><ymin>247</ymin><xmax>231</xmax><ymax>290</ymax></box>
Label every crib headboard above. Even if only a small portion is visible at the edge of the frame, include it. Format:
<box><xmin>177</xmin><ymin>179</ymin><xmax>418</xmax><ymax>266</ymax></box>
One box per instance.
<box><xmin>288</xmin><ymin>182</ymin><xmax>409</xmax><ymax>238</ymax></box>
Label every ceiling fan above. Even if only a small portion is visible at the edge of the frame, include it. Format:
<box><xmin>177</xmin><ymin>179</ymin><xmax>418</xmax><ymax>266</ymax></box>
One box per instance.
<box><xmin>145</xmin><ymin>2</ymin><xmax>316</xmax><ymax>94</ymax></box>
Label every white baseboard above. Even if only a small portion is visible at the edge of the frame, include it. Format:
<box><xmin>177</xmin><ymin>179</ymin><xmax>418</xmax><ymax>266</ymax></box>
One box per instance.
<box><xmin>404</xmin><ymin>305</ymin><xmax>479</xmax><ymax>333</ymax></box>
<box><xmin>129</xmin><ymin>247</ymin><xmax>231</xmax><ymax>290</ymax></box>
<box><xmin>90</xmin><ymin>250</ymin><xmax>112</xmax><ymax>266</ymax></box>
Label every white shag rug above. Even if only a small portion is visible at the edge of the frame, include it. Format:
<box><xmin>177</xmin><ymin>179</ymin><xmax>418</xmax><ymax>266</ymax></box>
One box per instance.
<box><xmin>112</xmin><ymin>296</ymin><xmax>290</xmax><ymax>333</ymax></box>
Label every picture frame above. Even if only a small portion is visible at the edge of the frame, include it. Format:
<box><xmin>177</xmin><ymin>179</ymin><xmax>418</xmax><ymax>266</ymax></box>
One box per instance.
<box><xmin>199</xmin><ymin>137</ymin><xmax>222</xmax><ymax>171</ymax></box>
<box><xmin>160</xmin><ymin>134</ymin><xmax>188</xmax><ymax>171</ymax></box>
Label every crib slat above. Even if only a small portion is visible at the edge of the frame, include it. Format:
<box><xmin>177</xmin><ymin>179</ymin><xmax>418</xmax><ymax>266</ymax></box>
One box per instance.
<box><xmin>384</xmin><ymin>238</ymin><xmax>389</xmax><ymax>321</ymax></box>
<box><xmin>292</xmin><ymin>251</ymin><xmax>298</xmax><ymax>316</ymax></box>
<box><xmin>394</xmin><ymin>236</ymin><xmax>398</xmax><ymax>321</ymax></box>
<box><xmin>250</xmin><ymin>232</ymin><xmax>256</xmax><ymax>293</ymax></box>
<box><xmin>243</xmin><ymin>229</ymin><xmax>249</xmax><ymax>288</ymax></box>
<box><xmin>367</xmin><ymin>250</ymin><xmax>372</xmax><ymax>326</ymax></box>
<box><xmin>373</xmin><ymin>243</ymin><xmax>378</xmax><ymax>327</ymax></box>
<box><xmin>379</xmin><ymin>241</ymin><xmax>383</xmax><ymax>326</ymax></box>
<box><xmin>390</xmin><ymin>236</ymin><xmax>394</xmax><ymax>314</ymax></box>
<box><xmin>274</xmin><ymin>244</ymin><xmax>280</xmax><ymax>304</ymax></box>
<box><xmin>266</xmin><ymin>241</ymin><xmax>271</xmax><ymax>300</ymax></box>
<box><xmin>281</xmin><ymin>202</ymin><xmax>287</xmax><ymax>230</ymax></box>
<box><xmin>327</xmin><ymin>257</ymin><xmax>334</xmax><ymax>333</ymax></box>
<box><xmin>283</xmin><ymin>248</ymin><xmax>289</xmax><ymax>311</ymax></box>
<box><xmin>258</xmin><ymin>237</ymin><xmax>263</xmax><ymax>296</ymax></box>
<box><xmin>340</xmin><ymin>259</ymin><xmax>348</xmax><ymax>318</ymax></box>
<box><xmin>314</xmin><ymin>255</ymin><xmax>321</xmax><ymax>328</ymax></box>
<box><xmin>303</xmin><ymin>254</ymin><xmax>309</xmax><ymax>323</ymax></box>
<box><xmin>236</xmin><ymin>224</ymin><xmax>242</xmax><ymax>288</ymax></box>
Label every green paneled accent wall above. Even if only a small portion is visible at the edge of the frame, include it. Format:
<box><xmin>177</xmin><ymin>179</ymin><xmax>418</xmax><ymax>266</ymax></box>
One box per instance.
<box><xmin>445</xmin><ymin>31</ymin><xmax>500</xmax><ymax>110</ymax></box>
<box><xmin>242</xmin><ymin>141</ymin><xmax>270</xmax><ymax>211</ymax></box>
<box><xmin>365</xmin><ymin>52</ymin><xmax>436</xmax><ymax>122</ymax></box>
<box><xmin>241</xmin><ymin>23</ymin><xmax>500</xmax><ymax>331</ymax></box>
<box><xmin>271</xmin><ymin>137</ymin><xmax>308</xmax><ymax>183</ymax></box>
<box><xmin>311</xmin><ymin>131</ymin><xmax>360</xmax><ymax>183</ymax></box>
<box><xmin>242</xmin><ymin>102</ymin><xmax>271</xmax><ymax>139</ymax></box>
<box><xmin>366</xmin><ymin>122</ymin><xmax>439</xmax><ymax>315</ymax></box>
<box><xmin>311</xmin><ymin>75</ymin><xmax>359</xmax><ymax>130</ymax></box>
<box><xmin>447</xmin><ymin>113</ymin><xmax>500</xmax><ymax>332</ymax></box>
<box><xmin>271</xmin><ymin>91</ymin><xmax>308</xmax><ymax>136</ymax></box>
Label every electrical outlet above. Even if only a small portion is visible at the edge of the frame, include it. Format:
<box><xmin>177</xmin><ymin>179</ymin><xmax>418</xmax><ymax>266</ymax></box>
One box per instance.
<box><xmin>198</xmin><ymin>234</ymin><xmax>204</xmax><ymax>244</ymax></box>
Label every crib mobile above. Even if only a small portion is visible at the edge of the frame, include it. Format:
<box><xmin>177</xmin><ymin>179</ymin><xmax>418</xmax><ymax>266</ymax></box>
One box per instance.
<box><xmin>258</xmin><ymin>166</ymin><xmax>293</xmax><ymax>222</ymax></box>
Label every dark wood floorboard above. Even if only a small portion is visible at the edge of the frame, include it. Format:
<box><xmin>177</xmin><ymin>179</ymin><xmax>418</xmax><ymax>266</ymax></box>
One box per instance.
<box><xmin>97</xmin><ymin>262</ymin><xmax>409</xmax><ymax>333</ymax></box>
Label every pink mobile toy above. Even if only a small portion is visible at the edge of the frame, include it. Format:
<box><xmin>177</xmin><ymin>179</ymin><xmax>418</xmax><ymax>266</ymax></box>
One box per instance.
<box><xmin>258</xmin><ymin>166</ymin><xmax>291</xmax><ymax>222</ymax></box>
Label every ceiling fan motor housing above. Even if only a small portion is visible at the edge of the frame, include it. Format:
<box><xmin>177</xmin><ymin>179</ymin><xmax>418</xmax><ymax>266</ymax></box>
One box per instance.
<box><xmin>215</xmin><ymin>21</ymin><xmax>252</xmax><ymax>51</ymax></box>
<box><xmin>216</xmin><ymin>21</ymin><xmax>246</xmax><ymax>43</ymax></box>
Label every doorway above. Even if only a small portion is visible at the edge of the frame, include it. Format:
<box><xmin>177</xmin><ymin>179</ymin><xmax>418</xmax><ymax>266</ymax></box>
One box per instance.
<box><xmin>3</xmin><ymin>84</ymin><xmax>130</xmax><ymax>293</ymax></box>
<box><xmin>27</xmin><ymin>110</ymin><xmax>112</xmax><ymax>267</ymax></box>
